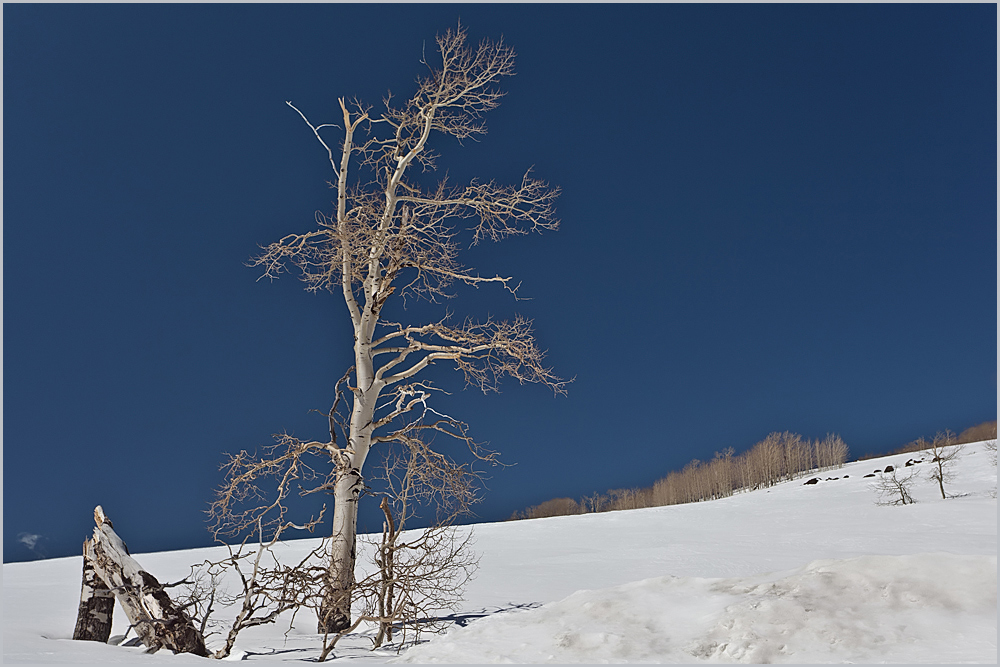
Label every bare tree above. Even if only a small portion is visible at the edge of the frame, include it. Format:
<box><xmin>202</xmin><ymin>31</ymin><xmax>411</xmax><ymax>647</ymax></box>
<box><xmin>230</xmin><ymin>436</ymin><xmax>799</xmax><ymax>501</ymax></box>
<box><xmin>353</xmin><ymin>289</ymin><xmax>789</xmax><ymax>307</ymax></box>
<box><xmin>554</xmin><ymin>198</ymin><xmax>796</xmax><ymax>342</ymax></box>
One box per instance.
<box><xmin>814</xmin><ymin>434</ymin><xmax>849</xmax><ymax>472</ymax></box>
<box><xmin>251</xmin><ymin>24</ymin><xmax>564</xmax><ymax>634</ymax></box>
<box><xmin>871</xmin><ymin>467</ymin><xmax>918</xmax><ymax>506</ymax></box>
<box><xmin>921</xmin><ymin>431</ymin><xmax>965</xmax><ymax>500</ymax></box>
<box><xmin>365</xmin><ymin>439</ymin><xmax>480</xmax><ymax>650</ymax></box>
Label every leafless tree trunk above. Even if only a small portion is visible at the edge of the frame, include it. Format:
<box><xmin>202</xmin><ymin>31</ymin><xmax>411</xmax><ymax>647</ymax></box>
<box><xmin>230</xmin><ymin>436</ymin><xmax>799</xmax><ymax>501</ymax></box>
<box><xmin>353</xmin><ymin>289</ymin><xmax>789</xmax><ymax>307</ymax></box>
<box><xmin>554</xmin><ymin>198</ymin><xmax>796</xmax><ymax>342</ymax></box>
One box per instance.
<box><xmin>374</xmin><ymin>498</ymin><xmax>397</xmax><ymax>647</ymax></box>
<box><xmin>72</xmin><ymin>543</ymin><xmax>115</xmax><ymax>642</ymax></box>
<box><xmin>922</xmin><ymin>431</ymin><xmax>964</xmax><ymax>499</ymax></box>
<box><xmin>250</xmin><ymin>23</ymin><xmax>564</xmax><ymax>633</ymax></box>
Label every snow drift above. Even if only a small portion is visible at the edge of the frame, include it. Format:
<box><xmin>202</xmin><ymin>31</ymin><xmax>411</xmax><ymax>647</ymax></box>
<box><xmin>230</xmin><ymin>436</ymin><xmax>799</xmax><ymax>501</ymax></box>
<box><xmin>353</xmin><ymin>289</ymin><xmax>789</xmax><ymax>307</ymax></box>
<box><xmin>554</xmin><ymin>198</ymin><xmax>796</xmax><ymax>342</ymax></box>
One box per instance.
<box><xmin>396</xmin><ymin>553</ymin><xmax>996</xmax><ymax>664</ymax></box>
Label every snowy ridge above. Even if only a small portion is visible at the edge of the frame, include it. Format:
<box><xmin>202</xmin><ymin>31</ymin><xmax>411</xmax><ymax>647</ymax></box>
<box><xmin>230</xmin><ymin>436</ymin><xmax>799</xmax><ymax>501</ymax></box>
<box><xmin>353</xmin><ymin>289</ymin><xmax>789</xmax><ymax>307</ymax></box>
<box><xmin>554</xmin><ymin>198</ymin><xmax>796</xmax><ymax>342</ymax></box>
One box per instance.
<box><xmin>3</xmin><ymin>442</ymin><xmax>996</xmax><ymax>664</ymax></box>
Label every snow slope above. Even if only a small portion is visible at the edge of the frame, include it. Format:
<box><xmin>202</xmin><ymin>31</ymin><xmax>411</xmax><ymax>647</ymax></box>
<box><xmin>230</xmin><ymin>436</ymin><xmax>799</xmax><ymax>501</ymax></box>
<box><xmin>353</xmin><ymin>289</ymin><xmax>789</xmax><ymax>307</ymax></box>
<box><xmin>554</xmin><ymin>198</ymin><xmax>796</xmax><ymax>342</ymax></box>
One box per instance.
<box><xmin>4</xmin><ymin>442</ymin><xmax>996</xmax><ymax>664</ymax></box>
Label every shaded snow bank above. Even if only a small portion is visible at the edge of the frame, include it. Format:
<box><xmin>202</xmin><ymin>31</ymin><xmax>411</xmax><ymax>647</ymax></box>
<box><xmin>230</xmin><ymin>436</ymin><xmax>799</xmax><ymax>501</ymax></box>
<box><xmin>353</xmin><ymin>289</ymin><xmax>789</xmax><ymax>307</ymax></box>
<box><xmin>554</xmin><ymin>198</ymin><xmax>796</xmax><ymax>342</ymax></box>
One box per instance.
<box><xmin>394</xmin><ymin>553</ymin><xmax>997</xmax><ymax>664</ymax></box>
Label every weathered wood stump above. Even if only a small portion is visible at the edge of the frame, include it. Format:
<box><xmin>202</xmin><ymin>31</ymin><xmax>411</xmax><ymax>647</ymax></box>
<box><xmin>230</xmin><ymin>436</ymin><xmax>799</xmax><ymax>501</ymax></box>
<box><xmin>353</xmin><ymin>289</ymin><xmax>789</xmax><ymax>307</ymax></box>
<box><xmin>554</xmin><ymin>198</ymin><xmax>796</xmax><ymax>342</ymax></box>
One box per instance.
<box><xmin>74</xmin><ymin>506</ymin><xmax>208</xmax><ymax>656</ymax></box>
<box><xmin>72</xmin><ymin>542</ymin><xmax>116</xmax><ymax>642</ymax></box>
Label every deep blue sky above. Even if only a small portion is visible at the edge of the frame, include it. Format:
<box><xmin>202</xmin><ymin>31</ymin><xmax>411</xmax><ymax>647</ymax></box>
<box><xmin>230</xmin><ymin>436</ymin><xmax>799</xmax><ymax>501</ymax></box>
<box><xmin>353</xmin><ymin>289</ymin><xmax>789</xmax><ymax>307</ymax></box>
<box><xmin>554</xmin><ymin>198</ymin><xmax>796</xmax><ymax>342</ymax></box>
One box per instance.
<box><xmin>4</xmin><ymin>4</ymin><xmax>996</xmax><ymax>563</ymax></box>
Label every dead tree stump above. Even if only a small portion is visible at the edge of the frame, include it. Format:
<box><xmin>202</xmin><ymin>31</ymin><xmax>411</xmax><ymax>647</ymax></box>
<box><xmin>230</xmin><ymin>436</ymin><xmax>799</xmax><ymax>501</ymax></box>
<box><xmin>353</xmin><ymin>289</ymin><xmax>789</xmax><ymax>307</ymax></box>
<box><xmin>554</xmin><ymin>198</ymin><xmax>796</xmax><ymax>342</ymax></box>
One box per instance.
<box><xmin>72</xmin><ymin>541</ymin><xmax>116</xmax><ymax>642</ymax></box>
<box><xmin>76</xmin><ymin>506</ymin><xmax>208</xmax><ymax>656</ymax></box>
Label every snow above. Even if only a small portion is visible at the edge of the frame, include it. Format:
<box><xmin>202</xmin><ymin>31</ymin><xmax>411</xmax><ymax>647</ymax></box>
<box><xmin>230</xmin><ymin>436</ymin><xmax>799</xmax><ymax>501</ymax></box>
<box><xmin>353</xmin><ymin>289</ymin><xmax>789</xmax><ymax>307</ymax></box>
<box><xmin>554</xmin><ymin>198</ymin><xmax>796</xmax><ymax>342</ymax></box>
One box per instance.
<box><xmin>396</xmin><ymin>553</ymin><xmax>996</xmax><ymax>664</ymax></box>
<box><xmin>4</xmin><ymin>442</ymin><xmax>996</xmax><ymax>664</ymax></box>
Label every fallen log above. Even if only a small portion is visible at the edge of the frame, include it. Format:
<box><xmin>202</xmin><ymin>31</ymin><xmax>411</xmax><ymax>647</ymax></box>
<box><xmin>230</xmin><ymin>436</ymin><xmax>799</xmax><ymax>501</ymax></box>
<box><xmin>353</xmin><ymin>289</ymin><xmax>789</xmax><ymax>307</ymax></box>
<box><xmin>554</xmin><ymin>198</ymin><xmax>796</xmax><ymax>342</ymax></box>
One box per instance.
<box><xmin>78</xmin><ymin>506</ymin><xmax>208</xmax><ymax>656</ymax></box>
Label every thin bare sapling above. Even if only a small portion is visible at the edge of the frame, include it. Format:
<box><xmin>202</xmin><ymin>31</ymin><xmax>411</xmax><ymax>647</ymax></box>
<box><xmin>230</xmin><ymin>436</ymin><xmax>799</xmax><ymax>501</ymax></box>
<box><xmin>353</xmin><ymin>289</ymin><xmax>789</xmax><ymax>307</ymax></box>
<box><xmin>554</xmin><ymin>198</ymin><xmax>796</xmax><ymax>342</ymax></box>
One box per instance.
<box><xmin>920</xmin><ymin>431</ymin><xmax>965</xmax><ymax>500</ymax></box>
<box><xmin>871</xmin><ymin>467</ymin><xmax>918</xmax><ymax>506</ymax></box>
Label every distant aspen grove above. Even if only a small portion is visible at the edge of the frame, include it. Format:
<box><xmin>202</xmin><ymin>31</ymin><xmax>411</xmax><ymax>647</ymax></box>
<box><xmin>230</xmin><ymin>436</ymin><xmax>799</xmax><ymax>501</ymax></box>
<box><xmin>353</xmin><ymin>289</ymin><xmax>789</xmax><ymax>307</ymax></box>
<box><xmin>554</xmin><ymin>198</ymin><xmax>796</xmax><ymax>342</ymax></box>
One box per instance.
<box><xmin>510</xmin><ymin>421</ymin><xmax>997</xmax><ymax>521</ymax></box>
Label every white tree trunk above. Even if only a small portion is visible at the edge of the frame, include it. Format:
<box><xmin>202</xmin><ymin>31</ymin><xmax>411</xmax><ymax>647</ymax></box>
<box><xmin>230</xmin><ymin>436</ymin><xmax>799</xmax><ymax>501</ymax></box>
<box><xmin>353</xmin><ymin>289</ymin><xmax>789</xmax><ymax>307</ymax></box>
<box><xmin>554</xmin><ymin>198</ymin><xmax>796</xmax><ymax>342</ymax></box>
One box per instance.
<box><xmin>319</xmin><ymin>466</ymin><xmax>362</xmax><ymax>633</ymax></box>
<box><xmin>83</xmin><ymin>506</ymin><xmax>208</xmax><ymax>656</ymax></box>
<box><xmin>319</xmin><ymin>381</ymin><xmax>376</xmax><ymax>632</ymax></box>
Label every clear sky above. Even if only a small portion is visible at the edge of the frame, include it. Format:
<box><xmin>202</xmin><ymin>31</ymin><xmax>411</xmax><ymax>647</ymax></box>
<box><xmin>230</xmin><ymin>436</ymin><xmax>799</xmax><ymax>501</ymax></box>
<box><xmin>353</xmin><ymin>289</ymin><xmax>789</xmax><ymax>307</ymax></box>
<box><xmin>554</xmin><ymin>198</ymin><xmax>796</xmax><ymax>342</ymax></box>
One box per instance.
<box><xmin>4</xmin><ymin>4</ymin><xmax>996</xmax><ymax>563</ymax></box>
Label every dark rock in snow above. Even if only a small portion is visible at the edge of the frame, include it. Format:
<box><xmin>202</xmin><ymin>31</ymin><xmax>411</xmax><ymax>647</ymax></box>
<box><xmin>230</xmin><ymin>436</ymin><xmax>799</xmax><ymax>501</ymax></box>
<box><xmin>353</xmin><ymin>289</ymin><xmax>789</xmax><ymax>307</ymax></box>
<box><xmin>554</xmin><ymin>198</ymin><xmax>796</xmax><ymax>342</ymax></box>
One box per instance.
<box><xmin>804</xmin><ymin>478</ymin><xmax>820</xmax><ymax>485</ymax></box>
<box><xmin>884</xmin><ymin>465</ymin><xmax>894</xmax><ymax>473</ymax></box>
<box><xmin>864</xmin><ymin>473</ymin><xmax>876</xmax><ymax>478</ymax></box>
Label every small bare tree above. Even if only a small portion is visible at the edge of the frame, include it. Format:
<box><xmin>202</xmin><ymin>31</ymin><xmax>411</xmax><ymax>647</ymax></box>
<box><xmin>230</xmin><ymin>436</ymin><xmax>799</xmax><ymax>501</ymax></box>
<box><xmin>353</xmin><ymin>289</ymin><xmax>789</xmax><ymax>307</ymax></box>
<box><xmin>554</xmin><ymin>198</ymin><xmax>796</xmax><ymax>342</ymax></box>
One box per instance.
<box><xmin>872</xmin><ymin>467</ymin><xmax>918</xmax><ymax>506</ymax></box>
<box><xmin>921</xmin><ymin>430</ymin><xmax>965</xmax><ymax>500</ymax></box>
<box><xmin>251</xmin><ymin>23</ymin><xmax>565</xmax><ymax>633</ymax></box>
<box><xmin>364</xmin><ymin>436</ymin><xmax>480</xmax><ymax>650</ymax></box>
<box><xmin>202</xmin><ymin>434</ymin><xmax>334</xmax><ymax>659</ymax></box>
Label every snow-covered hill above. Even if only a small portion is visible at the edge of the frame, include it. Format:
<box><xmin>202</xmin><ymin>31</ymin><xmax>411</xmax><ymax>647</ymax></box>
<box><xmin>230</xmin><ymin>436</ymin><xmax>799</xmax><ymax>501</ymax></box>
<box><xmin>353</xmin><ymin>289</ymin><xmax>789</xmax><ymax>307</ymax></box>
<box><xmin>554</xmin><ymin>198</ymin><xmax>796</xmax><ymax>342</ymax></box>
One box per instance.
<box><xmin>4</xmin><ymin>442</ymin><xmax>996</xmax><ymax>664</ymax></box>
